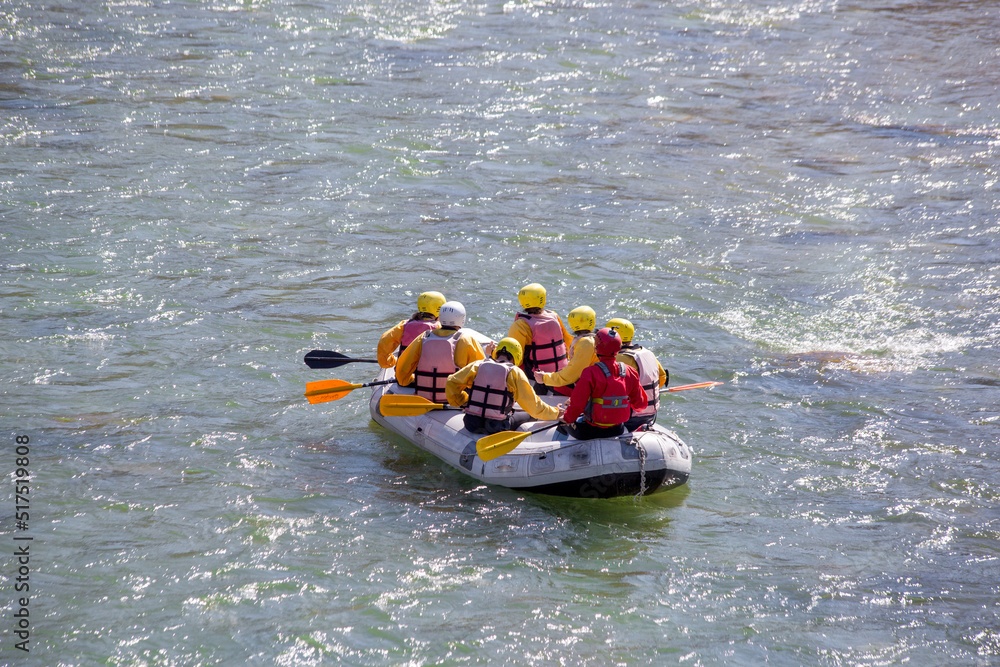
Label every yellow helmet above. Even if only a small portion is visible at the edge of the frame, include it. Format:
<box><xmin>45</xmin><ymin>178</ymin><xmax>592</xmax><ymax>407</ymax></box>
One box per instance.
<box><xmin>493</xmin><ymin>337</ymin><xmax>523</xmax><ymax>367</ymax></box>
<box><xmin>606</xmin><ymin>317</ymin><xmax>634</xmax><ymax>343</ymax></box>
<box><xmin>567</xmin><ymin>306</ymin><xmax>596</xmax><ymax>332</ymax></box>
<box><xmin>416</xmin><ymin>291</ymin><xmax>447</xmax><ymax>317</ymax></box>
<box><xmin>518</xmin><ymin>283</ymin><xmax>546</xmax><ymax>310</ymax></box>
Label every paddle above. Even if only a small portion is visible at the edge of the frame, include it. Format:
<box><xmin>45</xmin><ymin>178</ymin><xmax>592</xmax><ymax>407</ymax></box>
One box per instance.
<box><xmin>304</xmin><ymin>378</ymin><xmax>395</xmax><ymax>405</ymax></box>
<box><xmin>303</xmin><ymin>350</ymin><xmax>379</xmax><ymax>370</ymax></box>
<box><xmin>476</xmin><ymin>423</ymin><xmax>559</xmax><ymax>462</ymax></box>
<box><xmin>667</xmin><ymin>381</ymin><xmax>723</xmax><ymax>392</ymax></box>
<box><xmin>378</xmin><ymin>394</ymin><xmax>454</xmax><ymax>417</ymax></box>
<box><xmin>475</xmin><ymin>380</ymin><xmax>723</xmax><ymax>461</ymax></box>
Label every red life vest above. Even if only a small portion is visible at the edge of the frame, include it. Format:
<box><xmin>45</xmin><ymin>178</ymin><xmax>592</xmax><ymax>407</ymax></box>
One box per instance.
<box><xmin>413</xmin><ymin>330</ymin><xmax>461</xmax><ymax>403</ymax></box>
<box><xmin>619</xmin><ymin>346</ymin><xmax>659</xmax><ymax>416</ymax></box>
<box><xmin>464</xmin><ymin>359</ymin><xmax>515</xmax><ymax>421</ymax></box>
<box><xmin>584</xmin><ymin>361</ymin><xmax>632</xmax><ymax>427</ymax></box>
<box><xmin>400</xmin><ymin>318</ymin><xmax>437</xmax><ymax>351</ymax></box>
<box><xmin>515</xmin><ymin>310</ymin><xmax>568</xmax><ymax>372</ymax></box>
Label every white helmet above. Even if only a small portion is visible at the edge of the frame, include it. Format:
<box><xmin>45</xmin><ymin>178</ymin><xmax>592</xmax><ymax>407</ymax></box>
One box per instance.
<box><xmin>438</xmin><ymin>301</ymin><xmax>466</xmax><ymax>328</ymax></box>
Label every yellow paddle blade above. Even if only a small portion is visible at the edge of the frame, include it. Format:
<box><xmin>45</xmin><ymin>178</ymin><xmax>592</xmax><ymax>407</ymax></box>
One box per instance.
<box><xmin>476</xmin><ymin>430</ymin><xmax>532</xmax><ymax>462</ymax></box>
<box><xmin>303</xmin><ymin>379</ymin><xmax>362</xmax><ymax>404</ymax></box>
<box><xmin>378</xmin><ymin>394</ymin><xmax>446</xmax><ymax>417</ymax></box>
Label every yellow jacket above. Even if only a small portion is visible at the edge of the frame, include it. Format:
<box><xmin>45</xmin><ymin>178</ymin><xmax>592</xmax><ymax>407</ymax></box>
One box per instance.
<box><xmin>505</xmin><ymin>312</ymin><xmax>573</xmax><ymax>362</ymax></box>
<box><xmin>539</xmin><ymin>333</ymin><xmax>596</xmax><ymax>388</ymax></box>
<box><xmin>396</xmin><ymin>328</ymin><xmax>486</xmax><ymax>387</ymax></box>
<box><xmin>616</xmin><ymin>349</ymin><xmax>667</xmax><ymax>388</ymax></box>
<box><xmin>377</xmin><ymin>318</ymin><xmax>440</xmax><ymax>368</ymax></box>
<box><xmin>446</xmin><ymin>361</ymin><xmax>560</xmax><ymax>421</ymax></box>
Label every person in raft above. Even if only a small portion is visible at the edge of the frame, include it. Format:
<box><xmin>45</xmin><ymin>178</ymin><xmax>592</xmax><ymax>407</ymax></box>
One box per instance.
<box><xmin>533</xmin><ymin>305</ymin><xmax>598</xmax><ymax>397</ymax></box>
<box><xmin>445</xmin><ymin>337</ymin><xmax>562</xmax><ymax>435</ymax></box>
<box><xmin>606</xmin><ymin>317</ymin><xmax>668</xmax><ymax>432</ymax></box>
<box><xmin>505</xmin><ymin>283</ymin><xmax>572</xmax><ymax>393</ymax></box>
<box><xmin>376</xmin><ymin>291</ymin><xmax>448</xmax><ymax>369</ymax></box>
<box><xmin>395</xmin><ymin>301</ymin><xmax>486</xmax><ymax>405</ymax></box>
<box><xmin>559</xmin><ymin>327</ymin><xmax>647</xmax><ymax>440</ymax></box>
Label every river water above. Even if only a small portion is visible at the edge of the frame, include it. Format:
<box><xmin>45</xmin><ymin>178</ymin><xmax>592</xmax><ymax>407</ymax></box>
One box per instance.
<box><xmin>2</xmin><ymin>0</ymin><xmax>999</xmax><ymax>664</ymax></box>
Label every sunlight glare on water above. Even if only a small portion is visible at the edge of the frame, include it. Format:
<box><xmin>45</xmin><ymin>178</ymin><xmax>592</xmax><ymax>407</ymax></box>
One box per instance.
<box><xmin>1</xmin><ymin>0</ymin><xmax>999</xmax><ymax>664</ymax></box>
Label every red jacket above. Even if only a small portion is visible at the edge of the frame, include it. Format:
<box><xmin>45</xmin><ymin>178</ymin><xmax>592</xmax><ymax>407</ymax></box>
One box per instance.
<box><xmin>563</xmin><ymin>359</ymin><xmax>648</xmax><ymax>426</ymax></box>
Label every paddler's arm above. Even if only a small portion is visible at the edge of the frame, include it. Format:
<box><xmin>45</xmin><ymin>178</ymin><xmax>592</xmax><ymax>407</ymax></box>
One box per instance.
<box><xmin>377</xmin><ymin>320</ymin><xmax>407</xmax><ymax>368</ymax></box>
<box><xmin>455</xmin><ymin>332</ymin><xmax>487</xmax><ymax>366</ymax></box>
<box><xmin>505</xmin><ymin>318</ymin><xmax>533</xmax><ymax>355</ymax></box>
<box><xmin>561</xmin><ymin>366</ymin><xmax>596</xmax><ymax>423</ymax></box>
<box><xmin>395</xmin><ymin>335</ymin><xmax>423</xmax><ymax>387</ymax></box>
<box><xmin>508</xmin><ymin>367</ymin><xmax>560</xmax><ymax>420</ymax></box>
<box><xmin>557</xmin><ymin>316</ymin><xmax>573</xmax><ymax>350</ymax></box>
<box><xmin>657</xmin><ymin>359</ymin><xmax>668</xmax><ymax>388</ymax></box>
<box><xmin>445</xmin><ymin>361</ymin><xmax>480</xmax><ymax>407</ymax></box>
<box><xmin>538</xmin><ymin>336</ymin><xmax>595</xmax><ymax>387</ymax></box>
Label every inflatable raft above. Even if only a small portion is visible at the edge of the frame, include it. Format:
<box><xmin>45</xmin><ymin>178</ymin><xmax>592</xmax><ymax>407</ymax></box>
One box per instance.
<box><xmin>366</xmin><ymin>332</ymin><xmax>693</xmax><ymax>498</ymax></box>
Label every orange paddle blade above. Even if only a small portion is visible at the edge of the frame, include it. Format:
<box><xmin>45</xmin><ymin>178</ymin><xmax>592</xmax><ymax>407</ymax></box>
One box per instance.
<box><xmin>304</xmin><ymin>379</ymin><xmax>361</xmax><ymax>404</ymax></box>
<box><xmin>667</xmin><ymin>381</ymin><xmax>723</xmax><ymax>392</ymax></box>
<box><xmin>378</xmin><ymin>394</ymin><xmax>447</xmax><ymax>417</ymax></box>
